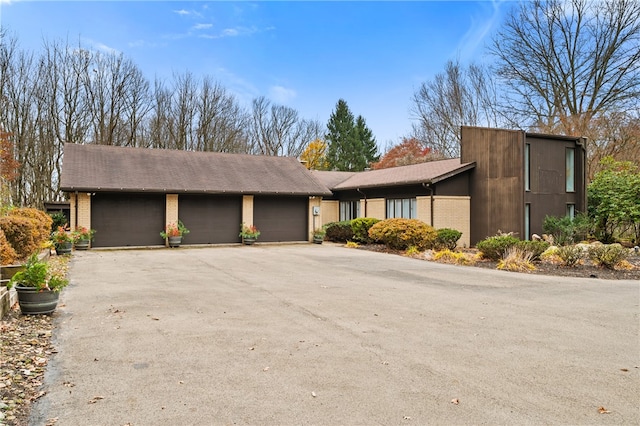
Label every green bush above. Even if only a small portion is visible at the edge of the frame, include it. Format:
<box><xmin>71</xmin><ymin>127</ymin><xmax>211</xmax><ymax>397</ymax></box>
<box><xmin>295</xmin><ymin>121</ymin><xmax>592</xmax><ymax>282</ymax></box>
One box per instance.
<box><xmin>0</xmin><ymin>216</ymin><xmax>39</xmax><ymax>260</ymax></box>
<box><xmin>587</xmin><ymin>243</ymin><xmax>628</xmax><ymax>269</ymax></box>
<box><xmin>515</xmin><ymin>240</ymin><xmax>550</xmax><ymax>261</ymax></box>
<box><xmin>324</xmin><ymin>221</ymin><xmax>354</xmax><ymax>243</ymax></box>
<box><xmin>49</xmin><ymin>212</ymin><xmax>68</xmax><ymax>232</ymax></box>
<box><xmin>350</xmin><ymin>217</ymin><xmax>380</xmax><ymax>243</ymax></box>
<box><xmin>435</xmin><ymin>228</ymin><xmax>462</xmax><ymax>250</ymax></box>
<box><xmin>368</xmin><ymin>218</ymin><xmax>437</xmax><ymax>251</ymax></box>
<box><xmin>556</xmin><ymin>245</ymin><xmax>583</xmax><ymax>267</ymax></box>
<box><xmin>542</xmin><ymin>214</ymin><xmax>590</xmax><ymax>246</ymax></box>
<box><xmin>476</xmin><ymin>235</ymin><xmax>520</xmax><ymax>261</ymax></box>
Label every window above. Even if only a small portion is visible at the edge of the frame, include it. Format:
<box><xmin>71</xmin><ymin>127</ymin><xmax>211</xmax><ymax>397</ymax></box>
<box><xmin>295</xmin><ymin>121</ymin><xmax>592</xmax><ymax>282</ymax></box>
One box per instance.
<box><xmin>525</xmin><ymin>203</ymin><xmax>531</xmax><ymax>240</ymax></box>
<box><xmin>524</xmin><ymin>143</ymin><xmax>531</xmax><ymax>191</ymax></box>
<box><xmin>566</xmin><ymin>148</ymin><xmax>575</xmax><ymax>192</ymax></box>
<box><xmin>386</xmin><ymin>198</ymin><xmax>416</xmax><ymax>219</ymax></box>
<box><xmin>566</xmin><ymin>204</ymin><xmax>575</xmax><ymax>219</ymax></box>
<box><xmin>339</xmin><ymin>201</ymin><xmax>360</xmax><ymax>221</ymax></box>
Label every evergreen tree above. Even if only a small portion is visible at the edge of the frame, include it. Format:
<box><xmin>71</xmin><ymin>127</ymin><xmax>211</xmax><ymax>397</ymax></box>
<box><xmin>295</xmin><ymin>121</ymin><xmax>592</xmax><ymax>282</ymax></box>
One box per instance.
<box><xmin>325</xmin><ymin>99</ymin><xmax>378</xmax><ymax>171</ymax></box>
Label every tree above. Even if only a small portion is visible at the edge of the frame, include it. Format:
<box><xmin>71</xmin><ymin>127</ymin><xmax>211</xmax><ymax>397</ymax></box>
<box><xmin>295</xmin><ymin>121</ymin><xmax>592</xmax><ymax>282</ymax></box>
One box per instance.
<box><xmin>325</xmin><ymin>99</ymin><xmax>377</xmax><ymax>171</ymax></box>
<box><xmin>587</xmin><ymin>157</ymin><xmax>640</xmax><ymax>243</ymax></box>
<box><xmin>300</xmin><ymin>139</ymin><xmax>329</xmax><ymax>170</ymax></box>
<box><xmin>372</xmin><ymin>137</ymin><xmax>436</xmax><ymax>170</ymax></box>
<box><xmin>410</xmin><ymin>60</ymin><xmax>503</xmax><ymax>158</ymax></box>
<box><xmin>0</xmin><ymin>130</ymin><xmax>19</xmax><ymax>206</ymax></box>
<box><xmin>491</xmin><ymin>0</ymin><xmax>640</xmax><ymax>175</ymax></box>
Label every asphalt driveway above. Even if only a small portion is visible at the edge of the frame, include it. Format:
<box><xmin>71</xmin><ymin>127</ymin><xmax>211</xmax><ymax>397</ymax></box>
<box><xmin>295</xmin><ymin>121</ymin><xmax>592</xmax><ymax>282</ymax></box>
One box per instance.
<box><xmin>31</xmin><ymin>244</ymin><xmax>639</xmax><ymax>425</ymax></box>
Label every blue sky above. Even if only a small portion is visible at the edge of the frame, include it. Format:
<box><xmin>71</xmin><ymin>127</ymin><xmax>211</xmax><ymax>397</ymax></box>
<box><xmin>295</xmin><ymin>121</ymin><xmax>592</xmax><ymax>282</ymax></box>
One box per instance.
<box><xmin>0</xmin><ymin>0</ymin><xmax>511</xmax><ymax>150</ymax></box>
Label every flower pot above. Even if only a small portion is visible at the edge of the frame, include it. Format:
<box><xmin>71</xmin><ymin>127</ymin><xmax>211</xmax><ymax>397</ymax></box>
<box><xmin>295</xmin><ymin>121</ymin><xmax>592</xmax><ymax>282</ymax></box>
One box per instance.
<box><xmin>168</xmin><ymin>236</ymin><xmax>182</xmax><ymax>248</ymax></box>
<box><xmin>74</xmin><ymin>239</ymin><xmax>90</xmax><ymax>250</ymax></box>
<box><xmin>15</xmin><ymin>285</ymin><xmax>60</xmax><ymax>315</ymax></box>
<box><xmin>313</xmin><ymin>236</ymin><xmax>324</xmax><ymax>244</ymax></box>
<box><xmin>55</xmin><ymin>241</ymin><xmax>73</xmax><ymax>255</ymax></box>
<box><xmin>243</xmin><ymin>237</ymin><xmax>256</xmax><ymax>245</ymax></box>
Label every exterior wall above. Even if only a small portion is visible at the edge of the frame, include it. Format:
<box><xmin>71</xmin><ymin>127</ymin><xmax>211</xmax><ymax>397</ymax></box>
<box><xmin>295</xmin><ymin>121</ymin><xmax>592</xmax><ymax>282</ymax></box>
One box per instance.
<box><xmin>309</xmin><ymin>196</ymin><xmax>322</xmax><ymax>241</ymax></box>
<box><xmin>70</xmin><ymin>192</ymin><xmax>92</xmax><ymax>232</ymax></box>
<box><xmin>433</xmin><ymin>196</ymin><xmax>471</xmax><ymax>248</ymax></box>
<box><xmin>365</xmin><ymin>198</ymin><xmax>385</xmax><ymax>220</ymax></box>
<box><xmin>416</xmin><ymin>196</ymin><xmax>433</xmax><ymax>226</ymax></box>
<box><xmin>321</xmin><ymin>200</ymin><xmax>339</xmax><ymax>225</ymax></box>
<box><xmin>461</xmin><ymin>127</ymin><xmax>525</xmax><ymax>244</ymax></box>
<box><xmin>242</xmin><ymin>195</ymin><xmax>254</xmax><ymax>226</ymax></box>
<box><xmin>166</xmin><ymin>194</ymin><xmax>178</xmax><ymax>226</ymax></box>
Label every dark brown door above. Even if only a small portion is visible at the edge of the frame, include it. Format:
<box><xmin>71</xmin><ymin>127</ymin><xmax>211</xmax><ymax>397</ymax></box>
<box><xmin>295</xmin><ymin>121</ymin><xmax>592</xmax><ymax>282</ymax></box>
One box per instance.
<box><xmin>253</xmin><ymin>196</ymin><xmax>308</xmax><ymax>242</ymax></box>
<box><xmin>91</xmin><ymin>193</ymin><xmax>165</xmax><ymax>247</ymax></box>
<box><xmin>178</xmin><ymin>195</ymin><xmax>242</xmax><ymax>244</ymax></box>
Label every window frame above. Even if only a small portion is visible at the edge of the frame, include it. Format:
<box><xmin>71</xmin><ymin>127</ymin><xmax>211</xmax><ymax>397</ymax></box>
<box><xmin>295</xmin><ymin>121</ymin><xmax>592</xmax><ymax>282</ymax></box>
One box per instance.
<box><xmin>386</xmin><ymin>197</ymin><xmax>417</xmax><ymax>219</ymax></box>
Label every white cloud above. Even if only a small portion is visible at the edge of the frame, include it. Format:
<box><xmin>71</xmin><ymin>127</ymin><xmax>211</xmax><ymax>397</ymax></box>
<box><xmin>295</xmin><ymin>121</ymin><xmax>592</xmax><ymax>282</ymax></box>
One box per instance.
<box><xmin>83</xmin><ymin>38</ymin><xmax>119</xmax><ymax>55</ymax></box>
<box><xmin>193</xmin><ymin>23</ymin><xmax>213</xmax><ymax>30</ymax></box>
<box><xmin>174</xmin><ymin>9</ymin><xmax>190</xmax><ymax>16</ymax></box>
<box><xmin>269</xmin><ymin>86</ymin><xmax>297</xmax><ymax>104</ymax></box>
<box><xmin>454</xmin><ymin>0</ymin><xmax>507</xmax><ymax>62</ymax></box>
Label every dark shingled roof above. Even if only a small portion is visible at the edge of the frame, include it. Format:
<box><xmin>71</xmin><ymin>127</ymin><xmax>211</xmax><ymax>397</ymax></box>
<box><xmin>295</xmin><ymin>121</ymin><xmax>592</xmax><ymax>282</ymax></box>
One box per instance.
<box><xmin>60</xmin><ymin>143</ymin><xmax>332</xmax><ymax>196</ymax></box>
<box><xmin>313</xmin><ymin>158</ymin><xmax>475</xmax><ymax>190</ymax></box>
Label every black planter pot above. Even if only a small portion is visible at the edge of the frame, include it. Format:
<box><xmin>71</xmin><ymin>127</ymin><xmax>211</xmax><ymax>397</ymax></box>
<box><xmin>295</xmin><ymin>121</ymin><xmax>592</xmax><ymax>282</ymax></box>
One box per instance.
<box><xmin>74</xmin><ymin>239</ymin><xmax>90</xmax><ymax>250</ymax></box>
<box><xmin>15</xmin><ymin>285</ymin><xmax>60</xmax><ymax>315</ymax></box>
<box><xmin>55</xmin><ymin>241</ymin><xmax>73</xmax><ymax>255</ymax></box>
<box><xmin>243</xmin><ymin>237</ymin><xmax>256</xmax><ymax>245</ymax></box>
<box><xmin>313</xmin><ymin>237</ymin><xmax>324</xmax><ymax>244</ymax></box>
<box><xmin>168</xmin><ymin>236</ymin><xmax>182</xmax><ymax>248</ymax></box>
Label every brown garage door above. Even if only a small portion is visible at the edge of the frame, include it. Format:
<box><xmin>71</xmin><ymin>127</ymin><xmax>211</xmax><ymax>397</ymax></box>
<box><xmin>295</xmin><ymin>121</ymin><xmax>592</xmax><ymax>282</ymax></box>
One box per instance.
<box><xmin>178</xmin><ymin>195</ymin><xmax>242</xmax><ymax>244</ymax></box>
<box><xmin>253</xmin><ymin>196</ymin><xmax>308</xmax><ymax>242</ymax></box>
<box><xmin>91</xmin><ymin>193</ymin><xmax>165</xmax><ymax>247</ymax></box>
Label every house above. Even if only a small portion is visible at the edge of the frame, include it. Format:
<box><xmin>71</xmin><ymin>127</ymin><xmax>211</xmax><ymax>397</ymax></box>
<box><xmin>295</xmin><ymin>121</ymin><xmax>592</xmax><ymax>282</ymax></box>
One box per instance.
<box><xmin>59</xmin><ymin>126</ymin><xmax>586</xmax><ymax>248</ymax></box>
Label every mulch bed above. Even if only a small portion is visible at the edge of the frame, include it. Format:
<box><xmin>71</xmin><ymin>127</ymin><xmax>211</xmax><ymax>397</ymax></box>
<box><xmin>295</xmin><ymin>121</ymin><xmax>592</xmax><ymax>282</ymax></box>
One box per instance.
<box><xmin>357</xmin><ymin>243</ymin><xmax>640</xmax><ymax>280</ymax></box>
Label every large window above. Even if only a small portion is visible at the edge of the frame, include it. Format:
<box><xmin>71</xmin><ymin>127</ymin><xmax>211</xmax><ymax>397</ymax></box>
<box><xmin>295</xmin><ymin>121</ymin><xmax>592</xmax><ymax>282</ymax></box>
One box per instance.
<box><xmin>566</xmin><ymin>203</ymin><xmax>575</xmax><ymax>219</ymax></box>
<box><xmin>339</xmin><ymin>201</ymin><xmax>360</xmax><ymax>221</ymax></box>
<box><xmin>566</xmin><ymin>148</ymin><xmax>575</xmax><ymax>192</ymax></box>
<box><xmin>386</xmin><ymin>198</ymin><xmax>416</xmax><ymax>219</ymax></box>
<box><xmin>524</xmin><ymin>143</ymin><xmax>531</xmax><ymax>191</ymax></box>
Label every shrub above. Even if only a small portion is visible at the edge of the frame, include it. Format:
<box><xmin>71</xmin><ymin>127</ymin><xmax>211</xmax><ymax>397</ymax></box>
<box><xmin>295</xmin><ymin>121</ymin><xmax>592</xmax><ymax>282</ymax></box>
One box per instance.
<box><xmin>0</xmin><ymin>228</ymin><xmax>18</xmax><ymax>265</ymax></box>
<box><xmin>497</xmin><ymin>247</ymin><xmax>535</xmax><ymax>272</ymax></box>
<box><xmin>0</xmin><ymin>216</ymin><xmax>39</xmax><ymax>260</ymax></box>
<box><xmin>434</xmin><ymin>228</ymin><xmax>462</xmax><ymax>250</ymax></box>
<box><xmin>345</xmin><ymin>241</ymin><xmax>359</xmax><ymax>248</ymax></box>
<box><xmin>476</xmin><ymin>235</ymin><xmax>520</xmax><ymax>261</ymax></box>
<box><xmin>350</xmin><ymin>217</ymin><xmax>380</xmax><ymax>243</ymax></box>
<box><xmin>325</xmin><ymin>221</ymin><xmax>354</xmax><ymax>243</ymax></box>
<box><xmin>49</xmin><ymin>212</ymin><xmax>68</xmax><ymax>232</ymax></box>
<box><xmin>543</xmin><ymin>214</ymin><xmax>590</xmax><ymax>246</ymax></box>
<box><xmin>588</xmin><ymin>243</ymin><xmax>628</xmax><ymax>269</ymax></box>
<box><xmin>556</xmin><ymin>245</ymin><xmax>583</xmax><ymax>267</ymax></box>
<box><xmin>433</xmin><ymin>249</ymin><xmax>475</xmax><ymax>265</ymax></box>
<box><xmin>9</xmin><ymin>207</ymin><xmax>53</xmax><ymax>245</ymax></box>
<box><xmin>515</xmin><ymin>240</ymin><xmax>550</xmax><ymax>261</ymax></box>
<box><xmin>405</xmin><ymin>246</ymin><xmax>421</xmax><ymax>256</ymax></box>
<box><xmin>368</xmin><ymin>218</ymin><xmax>437</xmax><ymax>251</ymax></box>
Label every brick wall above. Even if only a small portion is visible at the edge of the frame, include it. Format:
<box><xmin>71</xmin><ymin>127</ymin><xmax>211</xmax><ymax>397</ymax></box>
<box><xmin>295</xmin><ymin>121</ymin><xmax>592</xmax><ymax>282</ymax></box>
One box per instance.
<box><xmin>166</xmin><ymin>194</ymin><xmax>179</xmax><ymax>226</ymax></box>
<box><xmin>242</xmin><ymin>195</ymin><xmax>254</xmax><ymax>227</ymax></box>
<box><xmin>433</xmin><ymin>196</ymin><xmax>471</xmax><ymax>248</ymax></box>
<box><xmin>320</xmin><ymin>200</ymin><xmax>339</xmax><ymax>225</ymax></box>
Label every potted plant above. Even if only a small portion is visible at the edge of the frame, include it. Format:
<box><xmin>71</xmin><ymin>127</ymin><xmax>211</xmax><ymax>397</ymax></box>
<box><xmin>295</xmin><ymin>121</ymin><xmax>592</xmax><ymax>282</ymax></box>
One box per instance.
<box><xmin>161</xmin><ymin>220</ymin><xmax>190</xmax><ymax>248</ymax></box>
<box><xmin>71</xmin><ymin>226</ymin><xmax>95</xmax><ymax>250</ymax></box>
<box><xmin>8</xmin><ymin>253</ymin><xmax>69</xmax><ymax>315</ymax></box>
<box><xmin>51</xmin><ymin>226</ymin><xmax>73</xmax><ymax>255</ymax></box>
<box><xmin>239</xmin><ymin>223</ymin><xmax>260</xmax><ymax>245</ymax></box>
<box><xmin>312</xmin><ymin>229</ymin><xmax>326</xmax><ymax>244</ymax></box>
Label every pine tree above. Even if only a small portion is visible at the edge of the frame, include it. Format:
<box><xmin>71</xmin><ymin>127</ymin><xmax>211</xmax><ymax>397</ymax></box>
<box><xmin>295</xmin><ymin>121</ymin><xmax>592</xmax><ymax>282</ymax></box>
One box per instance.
<box><xmin>325</xmin><ymin>100</ymin><xmax>378</xmax><ymax>171</ymax></box>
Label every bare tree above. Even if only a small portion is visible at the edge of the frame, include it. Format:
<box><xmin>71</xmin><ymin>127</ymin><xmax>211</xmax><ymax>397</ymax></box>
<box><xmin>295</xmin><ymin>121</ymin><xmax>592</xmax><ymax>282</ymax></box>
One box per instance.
<box><xmin>491</xmin><ymin>0</ymin><xmax>640</xmax><ymax>174</ymax></box>
<box><xmin>195</xmin><ymin>76</ymin><xmax>249</xmax><ymax>153</ymax></box>
<box><xmin>249</xmin><ymin>96</ymin><xmax>321</xmax><ymax>157</ymax></box>
<box><xmin>410</xmin><ymin>60</ymin><xmax>503</xmax><ymax>157</ymax></box>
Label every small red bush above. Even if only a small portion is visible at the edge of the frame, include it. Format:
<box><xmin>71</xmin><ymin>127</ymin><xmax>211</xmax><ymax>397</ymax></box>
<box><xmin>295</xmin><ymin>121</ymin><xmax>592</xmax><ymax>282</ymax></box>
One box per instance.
<box><xmin>0</xmin><ymin>216</ymin><xmax>39</xmax><ymax>261</ymax></box>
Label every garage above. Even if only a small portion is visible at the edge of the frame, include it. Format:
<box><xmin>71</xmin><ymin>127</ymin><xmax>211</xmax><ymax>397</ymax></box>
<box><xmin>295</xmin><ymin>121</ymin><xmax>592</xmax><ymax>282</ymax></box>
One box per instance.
<box><xmin>178</xmin><ymin>195</ymin><xmax>242</xmax><ymax>244</ymax></box>
<box><xmin>91</xmin><ymin>193</ymin><xmax>165</xmax><ymax>247</ymax></box>
<box><xmin>254</xmin><ymin>196</ymin><xmax>308</xmax><ymax>242</ymax></box>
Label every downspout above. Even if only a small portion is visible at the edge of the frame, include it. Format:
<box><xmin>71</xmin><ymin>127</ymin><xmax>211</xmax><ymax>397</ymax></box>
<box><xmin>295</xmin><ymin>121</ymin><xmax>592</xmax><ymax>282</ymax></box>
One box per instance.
<box><xmin>422</xmin><ymin>182</ymin><xmax>433</xmax><ymax>227</ymax></box>
<box><xmin>74</xmin><ymin>191</ymin><xmax>79</xmax><ymax>231</ymax></box>
<box><xmin>356</xmin><ymin>188</ymin><xmax>367</xmax><ymax>217</ymax></box>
